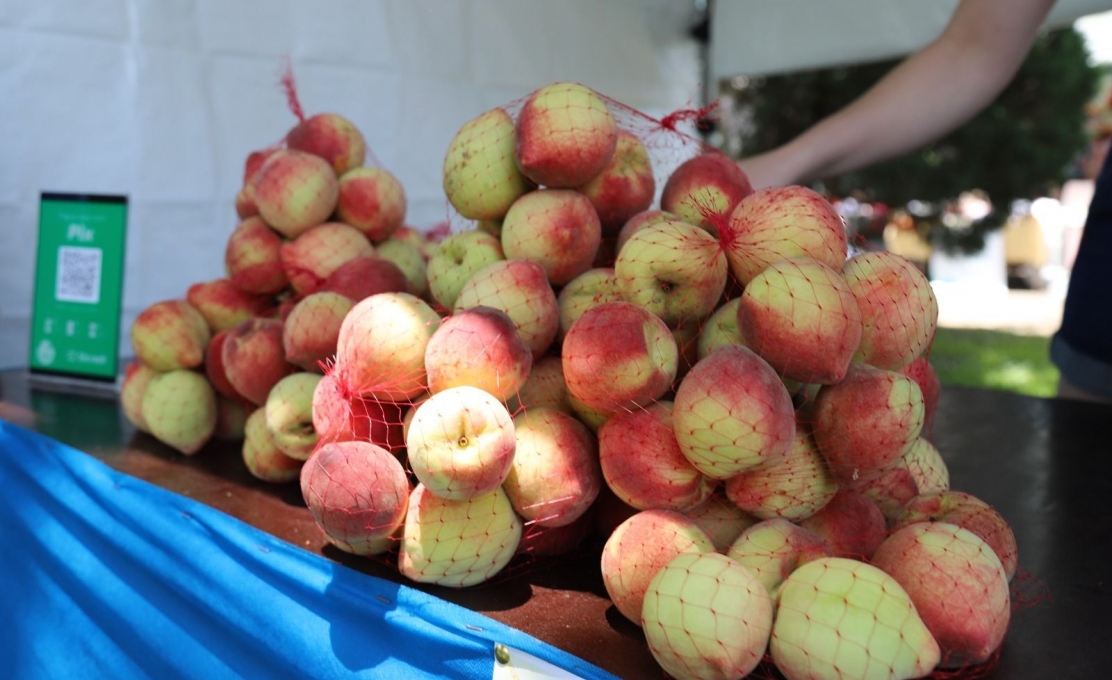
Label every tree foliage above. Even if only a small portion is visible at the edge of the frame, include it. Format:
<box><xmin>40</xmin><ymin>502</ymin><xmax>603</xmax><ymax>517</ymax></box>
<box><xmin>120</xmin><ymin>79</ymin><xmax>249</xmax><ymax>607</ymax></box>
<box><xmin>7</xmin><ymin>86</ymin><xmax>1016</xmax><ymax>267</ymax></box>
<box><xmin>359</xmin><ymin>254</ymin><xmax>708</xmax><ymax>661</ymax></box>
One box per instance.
<box><xmin>730</xmin><ymin>27</ymin><xmax>1103</xmax><ymax>252</ymax></box>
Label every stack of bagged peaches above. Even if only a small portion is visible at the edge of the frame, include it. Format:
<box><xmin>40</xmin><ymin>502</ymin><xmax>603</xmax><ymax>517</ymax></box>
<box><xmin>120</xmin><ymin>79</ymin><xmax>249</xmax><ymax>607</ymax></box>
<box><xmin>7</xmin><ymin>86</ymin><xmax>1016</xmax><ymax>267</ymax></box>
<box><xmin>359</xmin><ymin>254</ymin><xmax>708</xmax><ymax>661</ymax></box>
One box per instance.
<box><xmin>124</xmin><ymin>82</ymin><xmax>1018</xmax><ymax>680</ymax></box>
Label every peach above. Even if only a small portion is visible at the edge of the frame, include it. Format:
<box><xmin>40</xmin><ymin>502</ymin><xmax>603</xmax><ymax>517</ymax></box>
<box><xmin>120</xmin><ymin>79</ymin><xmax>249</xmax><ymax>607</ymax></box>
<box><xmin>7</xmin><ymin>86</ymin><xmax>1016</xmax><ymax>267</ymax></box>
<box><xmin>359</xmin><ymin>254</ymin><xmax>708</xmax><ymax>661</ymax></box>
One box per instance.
<box><xmin>843</xmin><ymin>251</ymin><xmax>939</xmax><ymax>370</ymax></box>
<box><xmin>901</xmin><ymin>437</ymin><xmax>950</xmax><ymax>495</ymax></box>
<box><xmin>285</xmin><ymin>112</ymin><xmax>366</xmax><ymax>175</ymax></box>
<box><xmin>615</xmin><ymin>209</ymin><xmax>680</xmax><ymax>254</ymax></box>
<box><xmin>811</xmin><ymin>362</ymin><xmax>925</xmax><ymax>482</ymax></box>
<box><xmin>566</xmin><ymin>391</ymin><xmax>615</xmax><ymax>432</ymax></box>
<box><xmin>311</xmin><ymin>372</ymin><xmax>406</xmax><ymax>453</ymax></box>
<box><xmin>453</xmin><ymin>259</ymin><xmax>559</xmax><ymax>359</ymax></box>
<box><xmin>872</xmin><ymin>522</ymin><xmax>1010</xmax><ymax>668</ymax></box>
<box><xmin>282</xmin><ymin>292</ymin><xmax>354</xmax><ymax>372</ymax></box>
<box><xmin>398</xmin><ymin>484</ymin><xmax>522</xmax><ymax>587</ymax></box>
<box><xmin>426</xmin><ymin>230</ymin><xmax>504</xmax><ymax>310</ymax></box>
<box><xmin>312</xmin><ymin>254</ymin><xmax>408</xmax><ymax>303</ymax></box>
<box><xmin>722</xmin><ymin>185</ymin><xmax>846</xmax><ymax>286</ymax></box>
<box><xmin>242</xmin><ymin>407</ymin><xmax>303</xmax><ymax>483</ymax></box>
<box><xmin>252</xmin><ymin>149</ymin><xmax>339</xmax><ymax>239</ymax></box>
<box><xmin>130</xmin><ymin>299</ymin><xmax>210</xmax><ymax>371</ymax></box>
<box><xmin>738</xmin><ymin>257</ymin><xmax>862</xmax><ymax>384</ymax></box>
<box><xmin>672</xmin><ymin>344</ymin><xmax>796</xmax><ymax>480</ymax></box>
<box><xmin>243</xmin><ymin>148</ymin><xmax>279</xmax><ymax>185</ymax></box>
<box><xmin>599</xmin><ymin>401</ymin><xmax>715</xmax><ymax>512</ymax></box>
<box><xmin>696</xmin><ymin>298</ymin><xmax>744</xmax><ymax>360</ymax></box>
<box><xmin>300</xmin><ymin>440</ymin><xmax>410</xmax><ymax>556</ymax></box>
<box><xmin>224</xmin><ymin>216</ymin><xmax>289</xmax><ymax>295</ymax></box>
<box><xmin>204</xmin><ymin>330</ymin><xmax>241</xmax><ymax>400</ymax></box>
<box><xmin>901</xmin><ymin>355</ymin><xmax>942</xmax><ymax>437</ymax></box>
<box><xmin>556</xmin><ymin>267</ymin><xmax>622</xmax><ymax>341</ymax></box>
<box><xmin>514</xmin><ymin>81</ymin><xmax>618</xmax><ymax>188</ymax></box>
<box><xmin>851</xmin><ymin>463</ymin><xmax>920</xmax><ymax>521</ymax></box>
<box><xmin>235</xmin><ymin>185</ymin><xmax>259</xmax><ymax>220</ymax></box>
<box><xmin>280</xmin><ymin>222</ymin><xmax>373</xmax><ymax>294</ymax></box>
<box><xmin>334</xmin><ymin>292</ymin><xmax>441</xmax><ymax>402</ymax></box>
<box><xmin>501</xmin><ymin>189</ymin><xmax>601</xmax><ymax>286</ymax></box>
<box><xmin>505</xmin><ymin>355</ymin><xmax>570</xmax><ymax>415</ymax></box>
<box><xmin>407</xmin><ymin>386</ymin><xmax>516</xmax><ymax>501</ymax></box>
<box><xmin>561</xmin><ymin>301</ymin><xmax>677</xmax><ymax>412</ymax></box>
<box><xmin>726</xmin><ymin>518</ymin><xmax>831</xmax><ymax>594</ymax></box>
<box><xmin>222</xmin><ymin>318</ymin><xmax>296</xmax><ymax>406</ymax></box>
<box><xmin>120</xmin><ymin>361</ymin><xmax>158</xmax><ymax>433</ymax></box>
<box><xmin>577</xmin><ymin>130</ymin><xmax>655</xmax><ymax>233</ymax></box>
<box><xmin>374</xmin><ymin>237</ymin><xmax>428</xmax><ymax>298</ymax></box>
<box><xmin>682</xmin><ymin>495</ymin><xmax>760</xmax><ymax>552</ymax></box>
<box><xmin>798</xmin><ymin>489</ymin><xmax>888</xmax><ymax>560</ymax></box>
<box><xmin>661</xmin><ymin>152</ymin><xmax>753</xmax><ymax>232</ymax></box>
<box><xmin>140</xmin><ymin>369</ymin><xmax>217</xmax><ymax>455</ymax></box>
<box><xmin>892</xmin><ymin>490</ymin><xmax>1018</xmax><ymax>582</ymax></box>
<box><xmin>186</xmin><ymin>278</ymin><xmax>271</xmax><ymax>333</ymax></box>
<box><xmin>264</xmin><ymin>372</ymin><xmax>322</xmax><ymax>460</ymax></box>
<box><xmin>600</xmin><ymin>509</ymin><xmax>714</xmax><ymax>625</ymax></box>
<box><xmin>642</xmin><ymin>552</ymin><xmax>773</xmax><ymax>680</ymax></box>
<box><xmin>335</xmin><ymin>167</ymin><xmax>407</xmax><ymax>242</ymax></box>
<box><xmin>724</xmin><ymin>429</ymin><xmax>838</xmax><ymax>521</ymax></box>
<box><xmin>503</xmin><ymin>406</ymin><xmax>600</xmax><ymax>527</ymax></box>
<box><xmin>213</xmin><ymin>396</ymin><xmax>250</xmax><ymax>441</ymax></box>
<box><xmin>772</xmin><ymin>558</ymin><xmax>940</xmax><ymax>680</ymax></box>
<box><xmin>443</xmin><ymin>107</ymin><xmax>534</xmax><ymax>220</ymax></box>
<box><xmin>615</xmin><ymin>220</ymin><xmax>728</xmax><ymax>328</ymax></box>
<box><xmin>424</xmin><ymin>306</ymin><xmax>532</xmax><ymax>400</ymax></box>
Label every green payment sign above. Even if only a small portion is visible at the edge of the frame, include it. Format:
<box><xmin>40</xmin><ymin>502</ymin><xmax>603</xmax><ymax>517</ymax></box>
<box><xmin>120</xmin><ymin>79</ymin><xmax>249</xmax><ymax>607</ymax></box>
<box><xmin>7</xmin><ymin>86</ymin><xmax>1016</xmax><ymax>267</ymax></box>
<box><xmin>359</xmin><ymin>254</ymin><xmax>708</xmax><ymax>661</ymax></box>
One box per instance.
<box><xmin>30</xmin><ymin>194</ymin><xmax>128</xmax><ymax>381</ymax></box>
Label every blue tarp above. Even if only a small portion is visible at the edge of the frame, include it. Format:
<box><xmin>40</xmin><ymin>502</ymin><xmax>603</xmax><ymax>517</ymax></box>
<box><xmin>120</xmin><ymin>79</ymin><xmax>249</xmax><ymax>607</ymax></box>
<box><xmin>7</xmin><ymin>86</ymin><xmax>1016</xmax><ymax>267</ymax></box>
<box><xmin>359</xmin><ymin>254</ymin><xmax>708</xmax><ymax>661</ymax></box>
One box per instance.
<box><xmin>0</xmin><ymin>421</ymin><xmax>618</xmax><ymax>680</ymax></box>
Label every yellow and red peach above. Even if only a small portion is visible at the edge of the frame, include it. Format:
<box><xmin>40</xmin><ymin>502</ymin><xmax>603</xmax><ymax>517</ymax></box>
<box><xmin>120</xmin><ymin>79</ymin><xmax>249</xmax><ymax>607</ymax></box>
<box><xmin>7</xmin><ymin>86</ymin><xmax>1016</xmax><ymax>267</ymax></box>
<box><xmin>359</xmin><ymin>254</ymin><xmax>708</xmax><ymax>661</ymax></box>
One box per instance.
<box><xmin>252</xmin><ymin>149</ymin><xmax>339</xmax><ymax>239</ymax></box>
<box><xmin>334</xmin><ymin>292</ymin><xmax>441</xmax><ymax>402</ymax></box>
<box><xmin>811</xmin><ymin>362</ymin><xmax>925</xmax><ymax>482</ymax></box>
<box><xmin>661</xmin><ymin>152</ymin><xmax>753</xmax><ymax>232</ymax></box>
<box><xmin>301</xmin><ymin>440</ymin><xmax>410</xmax><ymax>556</ymax></box>
<box><xmin>222</xmin><ymin>318</ymin><xmax>296</xmax><ymax>406</ymax></box>
<box><xmin>224</xmin><ymin>216</ymin><xmax>289</xmax><ymax>295</ymax></box>
<box><xmin>453</xmin><ymin>259</ymin><xmax>559</xmax><ymax>359</ymax></box>
<box><xmin>561</xmin><ymin>301</ymin><xmax>677</xmax><ymax>412</ymax></box>
<box><xmin>843</xmin><ymin>251</ymin><xmax>939</xmax><ymax>370</ymax></box>
<box><xmin>131</xmin><ymin>299</ymin><xmax>210</xmax><ymax>372</ymax></box>
<box><xmin>285</xmin><ymin>112</ymin><xmax>366</xmax><ymax>175</ymax></box>
<box><xmin>503</xmin><ymin>406</ymin><xmax>600</xmax><ymax>527</ymax></box>
<box><xmin>501</xmin><ymin>189</ymin><xmax>601</xmax><ymax>286</ymax></box>
<box><xmin>515</xmin><ymin>82</ymin><xmax>618</xmax><ymax>188</ymax></box>
<box><xmin>577</xmin><ymin>130</ymin><xmax>655</xmax><ymax>234</ymax></box>
<box><xmin>424</xmin><ymin>306</ymin><xmax>532</xmax><ymax>401</ymax></box>
<box><xmin>443</xmin><ymin>108</ymin><xmax>534</xmax><ymax>220</ymax></box>
<box><xmin>722</xmin><ymin>185</ymin><xmax>847</xmax><ymax>286</ymax></box>
<box><xmin>599</xmin><ymin>401</ymin><xmax>715</xmax><ymax>511</ymax></box>
<box><xmin>672</xmin><ymin>344</ymin><xmax>795</xmax><ymax>480</ymax></box>
<box><xmin>872</xmin><ymin>522</ymin><xmax>1010</xmax><ymax>668</ymax></box>
<box><xmin>335</xmin><ymin>167</ymin><xmax>407</xmax><ymax>243</ymax></box>
<box><xmin>738</xmin><ymin>257</ymin><xmax>862</xmax><ymax>384</ymax></box>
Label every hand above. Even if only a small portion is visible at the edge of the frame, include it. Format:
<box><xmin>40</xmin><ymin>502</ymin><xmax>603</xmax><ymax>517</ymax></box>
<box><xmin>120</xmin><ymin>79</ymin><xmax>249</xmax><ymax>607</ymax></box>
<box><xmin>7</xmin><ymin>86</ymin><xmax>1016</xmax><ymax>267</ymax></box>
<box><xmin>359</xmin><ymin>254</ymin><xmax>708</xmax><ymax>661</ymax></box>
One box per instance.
<box><xmin>738</xmin><ymin>148</ymin><xmax>803</xmax><ymax>191</ymax></box>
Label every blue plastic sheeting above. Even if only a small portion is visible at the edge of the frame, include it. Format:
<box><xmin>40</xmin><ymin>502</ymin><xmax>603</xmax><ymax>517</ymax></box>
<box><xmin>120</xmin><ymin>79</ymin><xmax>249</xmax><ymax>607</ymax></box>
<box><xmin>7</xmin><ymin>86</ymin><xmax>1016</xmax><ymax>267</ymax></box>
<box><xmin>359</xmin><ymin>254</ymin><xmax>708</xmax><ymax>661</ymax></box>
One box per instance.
<box><xmin>0</xmin><ymin>421</ymin><xmax>618</xmax><ymax>680</ymax></box>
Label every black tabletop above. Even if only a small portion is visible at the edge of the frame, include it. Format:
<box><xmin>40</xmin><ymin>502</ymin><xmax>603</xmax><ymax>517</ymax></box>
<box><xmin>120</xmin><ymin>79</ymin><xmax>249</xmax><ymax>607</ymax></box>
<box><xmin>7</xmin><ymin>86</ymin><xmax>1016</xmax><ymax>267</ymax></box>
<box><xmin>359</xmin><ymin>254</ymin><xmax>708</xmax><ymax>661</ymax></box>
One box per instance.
<box><xmin>2</xmin><ymin>370</ymin><xmax>1110</xmax><ymax>679</ymax></box>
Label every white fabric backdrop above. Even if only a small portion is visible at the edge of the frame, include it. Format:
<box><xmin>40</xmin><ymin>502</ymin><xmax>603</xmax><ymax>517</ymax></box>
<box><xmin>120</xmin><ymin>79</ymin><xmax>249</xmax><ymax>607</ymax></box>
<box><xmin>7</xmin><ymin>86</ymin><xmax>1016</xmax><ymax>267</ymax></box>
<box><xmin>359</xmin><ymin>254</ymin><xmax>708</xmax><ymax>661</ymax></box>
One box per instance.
<box><xmin>710</xmin><ymin>0</ymin><xmax>1112</xmax><ymax>81</ymax></box>
<box><xmin>0</xmin><ymin>0</ymin><xmax>701</xmax><ymax>369</ymax></box>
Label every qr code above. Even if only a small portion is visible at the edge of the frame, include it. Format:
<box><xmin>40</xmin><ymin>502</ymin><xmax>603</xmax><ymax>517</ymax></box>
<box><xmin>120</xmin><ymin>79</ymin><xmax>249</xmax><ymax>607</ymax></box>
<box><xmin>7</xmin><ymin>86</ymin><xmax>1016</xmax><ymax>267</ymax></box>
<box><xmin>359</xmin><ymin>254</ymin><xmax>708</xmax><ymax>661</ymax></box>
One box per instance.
<box><xmin>56</xmin><ymin>246</ymin><xmax>103</xmax><ymax>304</ymax></box>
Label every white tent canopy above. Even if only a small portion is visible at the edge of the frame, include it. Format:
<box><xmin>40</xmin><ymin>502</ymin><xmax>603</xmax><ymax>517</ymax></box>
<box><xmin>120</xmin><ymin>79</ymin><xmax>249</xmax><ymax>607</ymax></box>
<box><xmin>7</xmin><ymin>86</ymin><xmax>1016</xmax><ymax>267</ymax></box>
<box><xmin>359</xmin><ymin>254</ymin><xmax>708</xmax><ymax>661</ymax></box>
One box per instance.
<box><xmin>710</xmin><ymin>0</ymin><xmax>1112</xmax><ymax>81</ymax></box>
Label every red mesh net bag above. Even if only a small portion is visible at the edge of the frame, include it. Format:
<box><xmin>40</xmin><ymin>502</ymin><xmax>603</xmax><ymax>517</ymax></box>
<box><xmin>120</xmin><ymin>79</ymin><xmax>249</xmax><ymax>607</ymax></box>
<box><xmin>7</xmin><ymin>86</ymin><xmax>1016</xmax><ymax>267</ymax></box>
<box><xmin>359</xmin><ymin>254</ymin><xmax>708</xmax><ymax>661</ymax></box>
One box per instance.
<box><xmin>119</xmin><ymin>66</ymin><xmax>1034</xmax><ymax>677</ymax></box>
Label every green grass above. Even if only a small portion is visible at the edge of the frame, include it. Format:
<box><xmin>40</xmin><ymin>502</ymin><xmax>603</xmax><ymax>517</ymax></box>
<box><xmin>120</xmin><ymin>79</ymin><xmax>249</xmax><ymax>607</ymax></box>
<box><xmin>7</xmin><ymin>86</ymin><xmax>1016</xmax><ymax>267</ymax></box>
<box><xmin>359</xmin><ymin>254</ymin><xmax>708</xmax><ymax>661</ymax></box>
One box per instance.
<box><xmin>928</xmin><ymin>327</ymin><xmax>1060</xmax><ymax>398</ymax></box>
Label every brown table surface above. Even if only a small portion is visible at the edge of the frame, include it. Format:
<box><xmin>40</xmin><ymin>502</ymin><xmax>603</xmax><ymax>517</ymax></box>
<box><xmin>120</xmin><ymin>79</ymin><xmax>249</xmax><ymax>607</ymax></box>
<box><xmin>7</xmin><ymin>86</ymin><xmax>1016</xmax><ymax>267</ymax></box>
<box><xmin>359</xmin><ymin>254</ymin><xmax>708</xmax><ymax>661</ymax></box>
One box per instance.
<box><xmin>2</xmin><ymin>369</ymin><xmax>1110</xmax><ymax>679</ymax></box>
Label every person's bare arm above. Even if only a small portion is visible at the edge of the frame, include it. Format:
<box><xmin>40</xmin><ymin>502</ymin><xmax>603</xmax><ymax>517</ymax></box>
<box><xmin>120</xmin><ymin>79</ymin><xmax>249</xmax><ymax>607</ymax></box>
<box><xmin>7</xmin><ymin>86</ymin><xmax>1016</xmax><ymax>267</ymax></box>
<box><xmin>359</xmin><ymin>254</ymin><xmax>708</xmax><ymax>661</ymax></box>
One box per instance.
<box><xmin>739</xmin><ymin>0</ymin><xmax>1059</xmax><ymax>189</ymax></box>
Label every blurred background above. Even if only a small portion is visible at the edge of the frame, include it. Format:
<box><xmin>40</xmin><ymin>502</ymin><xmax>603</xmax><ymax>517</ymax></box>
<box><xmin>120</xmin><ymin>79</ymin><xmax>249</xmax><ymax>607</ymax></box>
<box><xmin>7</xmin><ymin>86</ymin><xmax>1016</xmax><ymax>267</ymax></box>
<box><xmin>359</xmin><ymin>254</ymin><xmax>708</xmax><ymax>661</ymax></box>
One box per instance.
<box><xmin>2</xmin><ymin>0</ymin><xmax>1110</xmax><ymax>397</ymax></box>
